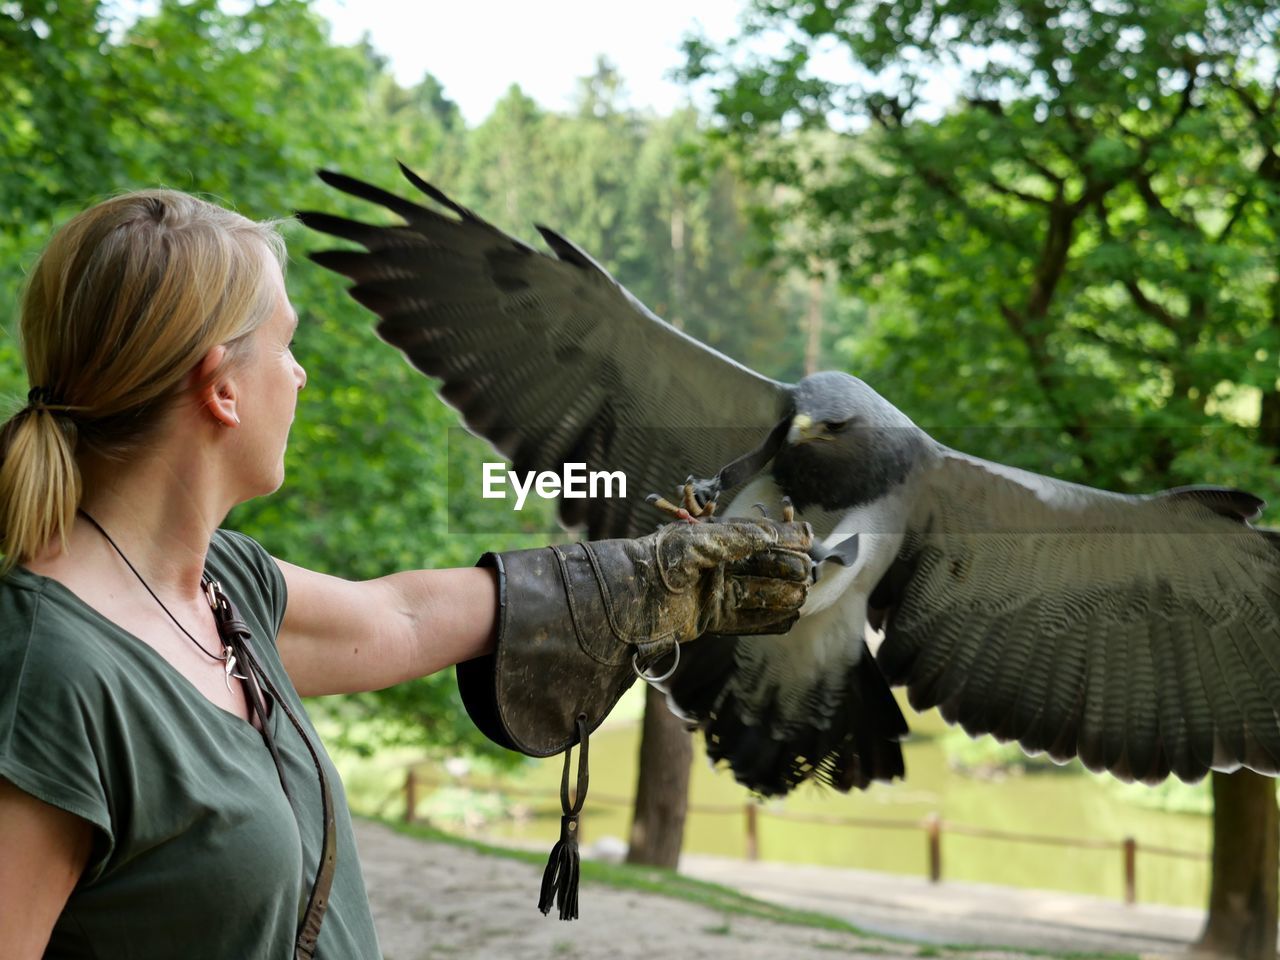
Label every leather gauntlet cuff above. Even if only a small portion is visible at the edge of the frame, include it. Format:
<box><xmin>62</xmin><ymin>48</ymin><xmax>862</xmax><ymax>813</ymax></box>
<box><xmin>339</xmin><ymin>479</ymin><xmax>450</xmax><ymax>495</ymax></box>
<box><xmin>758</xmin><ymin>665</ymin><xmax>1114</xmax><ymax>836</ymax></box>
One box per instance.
<box><xmin>457</xmin><ymin>544</ymin><xmax>664</xmax><ymax>757</ymax></box>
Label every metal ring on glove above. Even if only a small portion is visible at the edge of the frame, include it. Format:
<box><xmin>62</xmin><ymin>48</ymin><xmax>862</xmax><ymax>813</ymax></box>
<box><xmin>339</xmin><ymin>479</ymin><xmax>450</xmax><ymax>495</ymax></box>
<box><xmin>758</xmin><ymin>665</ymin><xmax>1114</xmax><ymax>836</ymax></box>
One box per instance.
<box><xmin>632</xmin><ymin>643</ymin><xmax>680</xmax><ymax>685</ymax></box>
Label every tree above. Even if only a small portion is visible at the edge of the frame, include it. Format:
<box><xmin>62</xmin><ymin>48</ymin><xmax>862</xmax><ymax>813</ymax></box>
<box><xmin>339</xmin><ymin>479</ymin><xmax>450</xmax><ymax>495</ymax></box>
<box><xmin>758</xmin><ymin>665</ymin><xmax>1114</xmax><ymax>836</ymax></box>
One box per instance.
<box><xmin>0</xmin><ymin>0</ymin><xmax>531</xmax><ymax>762</ymax></box>
<box><xmin>626</xmin><ymin>685</ymin><xmax>693</xmax><ymax>867</ymax></box>
<box><xmin>683</xmin><ymin>1</ymin><xmax>1279</xmax><ymax>952</ymax></box>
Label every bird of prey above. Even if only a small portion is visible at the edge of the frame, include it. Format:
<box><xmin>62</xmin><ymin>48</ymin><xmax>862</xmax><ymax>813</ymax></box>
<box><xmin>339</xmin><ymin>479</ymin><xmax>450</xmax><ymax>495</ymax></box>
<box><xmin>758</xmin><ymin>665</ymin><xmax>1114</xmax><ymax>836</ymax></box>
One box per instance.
<box><xmin>300</xmin><ymin>163</ymin><xmax>1280</xmax><ymax>798</ymax></box>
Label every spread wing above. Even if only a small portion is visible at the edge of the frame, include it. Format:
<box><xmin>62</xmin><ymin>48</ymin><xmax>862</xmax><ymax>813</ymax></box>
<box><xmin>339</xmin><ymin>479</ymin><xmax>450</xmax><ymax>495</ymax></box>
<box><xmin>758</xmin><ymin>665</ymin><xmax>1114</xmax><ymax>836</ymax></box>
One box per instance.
<box><xmin>872</xmin><ymin>448</ymin><xmax>1280</xmax><ymax>783</ymax></box>
<box><xmin>299</xmin><ymin>164</ymin><xmax>790</xmax><ymax>539</ymax></box>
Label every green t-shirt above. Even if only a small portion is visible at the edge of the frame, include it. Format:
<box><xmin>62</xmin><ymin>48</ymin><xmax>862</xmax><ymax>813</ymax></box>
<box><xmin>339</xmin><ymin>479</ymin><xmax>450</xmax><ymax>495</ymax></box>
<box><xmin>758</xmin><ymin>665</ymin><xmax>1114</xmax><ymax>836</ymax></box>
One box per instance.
<box><xmin>0</xmin><ymin>530</ymin><xmax>381</xmax><ymax>958</ymax></box>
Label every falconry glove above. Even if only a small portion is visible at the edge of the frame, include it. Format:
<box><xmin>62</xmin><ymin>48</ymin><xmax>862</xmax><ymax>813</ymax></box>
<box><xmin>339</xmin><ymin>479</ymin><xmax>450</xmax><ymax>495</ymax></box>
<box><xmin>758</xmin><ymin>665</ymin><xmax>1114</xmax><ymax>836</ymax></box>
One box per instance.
<box><xmin>457</xmin><ymin>517</ymin><xmax>812</xmax><ymax>758</ymax></box>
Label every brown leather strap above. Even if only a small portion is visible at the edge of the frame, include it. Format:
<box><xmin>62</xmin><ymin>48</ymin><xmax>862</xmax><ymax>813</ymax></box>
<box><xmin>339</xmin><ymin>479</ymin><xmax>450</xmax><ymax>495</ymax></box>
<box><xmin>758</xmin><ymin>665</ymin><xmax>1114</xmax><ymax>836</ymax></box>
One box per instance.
<box><xmin>206</xmin><ymin>578</ymin><xmax>337</xmax><ymax>959</ymax></box>
<box><xmin>560</xmin><ymin>714</ymin><xmax>589</xmax><ymax>818</ymax></box>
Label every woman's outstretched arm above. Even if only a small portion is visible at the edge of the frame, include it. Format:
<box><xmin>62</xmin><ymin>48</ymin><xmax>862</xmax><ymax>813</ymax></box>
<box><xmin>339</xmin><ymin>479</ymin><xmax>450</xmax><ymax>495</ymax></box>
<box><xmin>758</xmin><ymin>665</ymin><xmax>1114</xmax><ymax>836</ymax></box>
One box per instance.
<box><xmin>274</xmin><ymin>559</ymin><xmax>498</xmax><ymax>697</ymax></box>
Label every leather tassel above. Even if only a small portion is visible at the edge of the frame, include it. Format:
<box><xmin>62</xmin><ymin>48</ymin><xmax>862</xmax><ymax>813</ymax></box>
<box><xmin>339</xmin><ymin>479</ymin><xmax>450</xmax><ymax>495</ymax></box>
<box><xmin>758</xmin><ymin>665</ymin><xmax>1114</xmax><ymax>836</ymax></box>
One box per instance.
<box><xmin>538</xmin><ymin>813</ymin><xmax>581</xmax><ymax>920</ymax></box>
<box><xmin>538</xmin><ymin>714</ymin><xmax>589</xmax><ymax>920</ymax></box>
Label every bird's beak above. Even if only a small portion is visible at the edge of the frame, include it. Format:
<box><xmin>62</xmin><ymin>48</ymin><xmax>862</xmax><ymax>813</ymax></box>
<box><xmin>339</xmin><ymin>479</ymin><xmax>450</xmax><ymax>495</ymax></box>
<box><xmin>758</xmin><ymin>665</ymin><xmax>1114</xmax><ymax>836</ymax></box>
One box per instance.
<box><xmin>788</xmin><ymin>413</ymin><xmax>822</xmax><ymax>445</ymax></box>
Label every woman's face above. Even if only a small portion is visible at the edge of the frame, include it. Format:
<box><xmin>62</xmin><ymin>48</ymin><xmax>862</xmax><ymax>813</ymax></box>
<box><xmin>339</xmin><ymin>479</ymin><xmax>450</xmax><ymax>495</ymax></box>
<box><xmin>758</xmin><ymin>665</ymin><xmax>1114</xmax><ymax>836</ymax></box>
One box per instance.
<box><xmin>232</xmin><ymin>252</ymin><xmax>307</xmax><ymax>497</ymax></box>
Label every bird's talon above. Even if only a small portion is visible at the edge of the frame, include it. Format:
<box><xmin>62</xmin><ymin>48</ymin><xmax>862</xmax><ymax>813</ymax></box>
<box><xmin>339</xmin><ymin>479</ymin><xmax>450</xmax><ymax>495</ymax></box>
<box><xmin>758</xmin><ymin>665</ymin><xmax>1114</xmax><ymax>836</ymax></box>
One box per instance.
<box><xmin>648</xmin><ymin>494</ymin><xmax>685</xmax><ymax>517</ymax></box>
<box><xmin>648</xmin><ymin>492</ymin><xmax>703</xmax><ymax>524</ymax></box>
<box><xmin>682</xmin><ymin>482</ymin><xmax>702</xmax><ymax>515</ymax></box>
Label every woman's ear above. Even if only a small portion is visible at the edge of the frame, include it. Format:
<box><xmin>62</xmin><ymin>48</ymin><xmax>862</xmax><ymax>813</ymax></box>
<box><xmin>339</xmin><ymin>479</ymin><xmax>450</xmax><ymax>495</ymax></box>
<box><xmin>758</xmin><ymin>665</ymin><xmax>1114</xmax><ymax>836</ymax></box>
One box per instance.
<box><xmin>194</xmin><ymin>345</ymin><xmax>240</xmax><ymax>427</ymax></box>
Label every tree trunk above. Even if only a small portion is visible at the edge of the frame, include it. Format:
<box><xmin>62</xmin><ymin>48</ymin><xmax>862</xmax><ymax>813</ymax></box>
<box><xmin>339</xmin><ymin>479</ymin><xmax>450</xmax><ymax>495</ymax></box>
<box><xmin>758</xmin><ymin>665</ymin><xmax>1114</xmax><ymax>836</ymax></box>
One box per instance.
<box><xmin>1197</xmin><ymin>769</ymin><xmax>1278</xmax><ymax>959</ymax></box>
<box><xmin>803</xmin><ymin>268</ymin><xmax>824</xmax><ymax>376</ymax></box>
<box><xmin>1263</xmin><ymin>391</ymin><xmax>1280</xmax><ymax>465</ymax></box>
<box><xmin>625</xmin><ymin>684</ymin><xmax>693</xmax><ymax>867</ymax></box>
<box><xmin>1202</xmin><ymin>382</ymin><xmax>1280</xmax><ymax>956</ymax></box>
<box><xmin>669</xmin><ymin>198</ymin><xmax>686</xmax><ymax>331</ymax></box>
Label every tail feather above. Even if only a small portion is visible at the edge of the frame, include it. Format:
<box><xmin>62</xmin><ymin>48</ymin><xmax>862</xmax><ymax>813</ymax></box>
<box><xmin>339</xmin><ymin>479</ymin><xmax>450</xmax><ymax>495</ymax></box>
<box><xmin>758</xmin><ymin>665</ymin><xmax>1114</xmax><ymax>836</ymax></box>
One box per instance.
<box><xmin>662</xmin><ymin>636</ymin><xmax>907</xmax><ymax>796</ymax></box>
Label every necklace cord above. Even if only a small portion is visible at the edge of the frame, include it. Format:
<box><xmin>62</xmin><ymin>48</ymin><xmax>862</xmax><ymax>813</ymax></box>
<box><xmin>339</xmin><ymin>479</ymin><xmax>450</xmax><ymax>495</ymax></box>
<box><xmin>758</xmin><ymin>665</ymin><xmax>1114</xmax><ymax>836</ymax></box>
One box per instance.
<box><xmin>77</xmin><ymin>509</ymin><xmax>224</xmax><ymax>662</ymax></box>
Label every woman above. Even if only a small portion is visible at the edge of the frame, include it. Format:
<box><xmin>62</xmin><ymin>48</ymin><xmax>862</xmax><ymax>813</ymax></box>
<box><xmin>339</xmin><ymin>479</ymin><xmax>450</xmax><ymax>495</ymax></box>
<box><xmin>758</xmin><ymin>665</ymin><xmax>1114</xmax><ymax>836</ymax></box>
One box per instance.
<box><xmin>0</xmin><ymin>191</ymin><xmax>811</xmax><ymax>957</ymax></box>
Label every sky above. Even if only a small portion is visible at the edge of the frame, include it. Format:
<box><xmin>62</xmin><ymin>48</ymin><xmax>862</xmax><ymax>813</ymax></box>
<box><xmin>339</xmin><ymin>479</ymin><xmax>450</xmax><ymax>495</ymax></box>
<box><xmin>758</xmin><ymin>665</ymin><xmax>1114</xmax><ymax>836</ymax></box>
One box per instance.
<box><xmin>313</xmin><ymin>0</ymin><xmax>748</xmax><ymax>126</ymax></box>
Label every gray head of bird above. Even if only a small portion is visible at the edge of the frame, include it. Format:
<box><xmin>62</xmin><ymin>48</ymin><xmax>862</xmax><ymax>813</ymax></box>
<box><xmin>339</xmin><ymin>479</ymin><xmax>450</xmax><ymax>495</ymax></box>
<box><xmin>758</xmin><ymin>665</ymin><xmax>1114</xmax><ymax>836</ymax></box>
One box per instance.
<box><xmin>774</xmin><ymin>372</ymin><xmax>930</xmax><ymax>512</ymax></box>
<box><xmin>788</xmin><ymin>372</ymin><xmax>920</xmax><ymax>446</ymax></box>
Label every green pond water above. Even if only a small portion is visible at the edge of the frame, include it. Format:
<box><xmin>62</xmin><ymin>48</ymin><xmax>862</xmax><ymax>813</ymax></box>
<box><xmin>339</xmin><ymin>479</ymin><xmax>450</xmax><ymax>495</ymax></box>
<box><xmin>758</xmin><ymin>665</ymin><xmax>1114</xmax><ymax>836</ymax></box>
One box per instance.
<box><xmin>335</xmin><ymin>689</ymin><xmax>1214</xmax><ymax>909</ymax></box>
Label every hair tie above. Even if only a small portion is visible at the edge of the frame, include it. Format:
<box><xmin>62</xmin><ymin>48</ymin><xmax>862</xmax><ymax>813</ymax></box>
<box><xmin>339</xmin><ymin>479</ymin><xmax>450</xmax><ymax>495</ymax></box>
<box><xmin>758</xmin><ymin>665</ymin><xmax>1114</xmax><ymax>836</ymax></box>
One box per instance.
<box><xmin>26</xmin><ymin>386</ymin><xmax>63</xmax><ymax>409</ymax></box>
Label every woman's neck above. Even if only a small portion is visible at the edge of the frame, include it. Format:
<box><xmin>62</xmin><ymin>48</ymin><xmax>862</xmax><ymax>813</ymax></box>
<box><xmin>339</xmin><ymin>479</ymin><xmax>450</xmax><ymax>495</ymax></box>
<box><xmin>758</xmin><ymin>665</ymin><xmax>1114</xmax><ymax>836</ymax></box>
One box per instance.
<box><xmin>38</xmin><ymin>440</ymin><xmax>233</xmax><ymax>600</ymax></box>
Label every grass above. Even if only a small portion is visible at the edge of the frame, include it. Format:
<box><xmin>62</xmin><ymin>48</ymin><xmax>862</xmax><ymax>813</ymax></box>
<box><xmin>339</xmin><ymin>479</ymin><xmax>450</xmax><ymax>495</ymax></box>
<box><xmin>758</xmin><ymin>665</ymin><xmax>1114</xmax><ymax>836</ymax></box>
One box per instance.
<box><xmin>374</xmin><ymin>816</ymin><xmax>1141</xmax><ymax>960</ymax></box>
<box><xmin>929</xmin><ymin>946</ymin><xmax>1138</xmax><ymax>959</ymax></box>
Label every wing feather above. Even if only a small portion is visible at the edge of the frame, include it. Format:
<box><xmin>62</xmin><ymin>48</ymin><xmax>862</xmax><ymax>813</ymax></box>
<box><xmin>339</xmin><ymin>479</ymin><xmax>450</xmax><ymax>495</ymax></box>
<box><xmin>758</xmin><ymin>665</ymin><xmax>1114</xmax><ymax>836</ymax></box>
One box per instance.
<box><xmin>876</xmin><ymin>449</ymin><xmax>1280</xmax><ymax>782</ymax></box>
<box><xmin>301</xmin><ymin>166</ymin><xmax>790</xmax><ymax>539</ymax></box>
<box><xmin>1122</xmin><ymin>605</ymin><xmax>1159</xmax><ymax>781</ymax></box>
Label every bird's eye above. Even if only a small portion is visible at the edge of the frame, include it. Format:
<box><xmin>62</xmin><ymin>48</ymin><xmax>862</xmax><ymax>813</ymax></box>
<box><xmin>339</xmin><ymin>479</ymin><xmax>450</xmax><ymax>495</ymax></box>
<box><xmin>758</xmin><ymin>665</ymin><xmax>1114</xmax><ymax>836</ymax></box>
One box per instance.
<box><xmin>824</xmin><ymin>419</ymin><xmax>850</xmax><ymax>433</ymax></box>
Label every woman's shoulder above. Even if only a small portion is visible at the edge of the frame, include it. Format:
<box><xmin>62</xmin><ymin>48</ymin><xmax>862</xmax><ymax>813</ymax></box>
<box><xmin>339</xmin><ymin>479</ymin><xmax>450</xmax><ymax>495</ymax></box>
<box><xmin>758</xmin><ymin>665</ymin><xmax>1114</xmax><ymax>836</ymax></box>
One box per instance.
<box><xmin>208</xmin><ymin>527</ymin><xmax>275</xmax><ymax>574</ymax></box>
<box><xmin>0</xmin><ymin>569</ymin><xmax>143</xmax><ymax>752</ymax></box>
<box><xmin>0</xmin><ymin>569</ymin><xmax>118</xmax><ymax>838</ymax></box>
<box><xmin>0</xmin><ymin>569</ymin><xmax>54</xmax><ymax>679</ymax></box>
<box><xmin>0</xmin><ymin>568</ymin><xmax>119</xmax><ymax>678</ymax></box>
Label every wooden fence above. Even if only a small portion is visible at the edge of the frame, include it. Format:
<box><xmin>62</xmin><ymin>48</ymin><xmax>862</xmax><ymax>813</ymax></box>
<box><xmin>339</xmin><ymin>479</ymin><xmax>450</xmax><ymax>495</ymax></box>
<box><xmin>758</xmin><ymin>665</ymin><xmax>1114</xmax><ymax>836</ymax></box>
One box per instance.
<box><xmin>400</xmin><ymin>766</ymin><xmax>1207</xmax><ymax>906</ymax></box>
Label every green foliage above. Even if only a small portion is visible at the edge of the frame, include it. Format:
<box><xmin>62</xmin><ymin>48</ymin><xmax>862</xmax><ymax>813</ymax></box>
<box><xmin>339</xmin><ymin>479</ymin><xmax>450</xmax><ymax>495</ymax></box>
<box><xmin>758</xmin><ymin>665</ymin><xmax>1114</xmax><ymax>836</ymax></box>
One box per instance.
<box><xmin>684</xmin><ymin>0</ymin><xmax>1280</xmax><ymax>500</ymax></box>
<box><xmin>1109</xmin><ymin>776</ymin><xmax>1213</xmax><ymax>816</ymax></box>
<box><xmin>1107</xmin><ymin>774</ymin><xmax>1280</xmax><ymax>816</ymax></box>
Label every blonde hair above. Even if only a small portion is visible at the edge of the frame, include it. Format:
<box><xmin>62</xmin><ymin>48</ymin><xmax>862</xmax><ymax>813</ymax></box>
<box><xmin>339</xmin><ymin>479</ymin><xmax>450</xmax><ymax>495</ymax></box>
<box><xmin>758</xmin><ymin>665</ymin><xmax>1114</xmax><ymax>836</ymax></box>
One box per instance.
<box><xmin>0</xmin><ymin>190</ymin><xmax>286</xmax><ymax>571</ymax></box>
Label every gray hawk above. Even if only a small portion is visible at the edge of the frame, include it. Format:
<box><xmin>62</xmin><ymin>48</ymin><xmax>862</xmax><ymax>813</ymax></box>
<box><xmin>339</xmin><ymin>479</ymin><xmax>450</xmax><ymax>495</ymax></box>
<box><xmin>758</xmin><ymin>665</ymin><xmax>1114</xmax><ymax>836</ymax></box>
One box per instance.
<box><xmin>299</xmin><ymin>163</ymin><xmax>1280</xmax><ymax>798</ymax></box>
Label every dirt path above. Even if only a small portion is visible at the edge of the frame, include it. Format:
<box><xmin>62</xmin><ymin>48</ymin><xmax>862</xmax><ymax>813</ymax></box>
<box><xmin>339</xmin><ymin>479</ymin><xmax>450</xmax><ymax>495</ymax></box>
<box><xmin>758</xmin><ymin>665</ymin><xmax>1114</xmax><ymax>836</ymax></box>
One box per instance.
<box><xmin>356</xmin><ymin>820</ymin><xmax>1064</xmax><ymax>960</ymax></box>
<box><xmin>681</xmin><ymin>852</ymin><xmax>1199</xmax><ymax>957</ymax></box>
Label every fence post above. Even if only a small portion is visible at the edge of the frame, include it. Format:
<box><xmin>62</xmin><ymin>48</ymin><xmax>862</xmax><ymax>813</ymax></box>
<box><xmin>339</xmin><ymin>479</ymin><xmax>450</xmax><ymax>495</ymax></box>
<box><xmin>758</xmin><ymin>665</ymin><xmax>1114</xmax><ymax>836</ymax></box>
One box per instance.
<box><xmin>925</xmin><ymin>813</ymin><xmax>942</xmax><ymax>883</ymax></box>
<box><xmin>1123</xmin><ymin>836</ymin><xmax>1136</xmax><ymax>905</ymax></box>
<box><xmin>745</xmin><ymin>803</ymin><xmax>760</xmax><ymax>861</ymax></box>
<box><xmin>404</xmin><ymin>767</ymin><xmax>417</xmax><ymax>824</ymax></box>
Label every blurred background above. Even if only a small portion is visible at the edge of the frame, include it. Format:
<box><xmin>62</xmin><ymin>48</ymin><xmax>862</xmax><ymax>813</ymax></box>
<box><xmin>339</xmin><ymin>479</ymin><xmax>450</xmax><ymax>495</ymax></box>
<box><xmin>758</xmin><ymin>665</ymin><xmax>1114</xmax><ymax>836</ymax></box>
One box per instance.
<box><xmin>5</xmin><ymin>0</ymin><xmax>1279</xmax><ymax>941</ymax></box>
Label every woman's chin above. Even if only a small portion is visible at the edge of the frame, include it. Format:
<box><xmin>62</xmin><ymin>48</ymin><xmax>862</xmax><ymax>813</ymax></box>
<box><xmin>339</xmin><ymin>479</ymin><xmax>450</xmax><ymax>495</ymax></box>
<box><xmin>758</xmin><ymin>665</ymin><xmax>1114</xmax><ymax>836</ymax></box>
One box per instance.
<box><xmin>238</xmin><ymin>467</ymin><xmax>287</xmax><ymax>503</ymax></box>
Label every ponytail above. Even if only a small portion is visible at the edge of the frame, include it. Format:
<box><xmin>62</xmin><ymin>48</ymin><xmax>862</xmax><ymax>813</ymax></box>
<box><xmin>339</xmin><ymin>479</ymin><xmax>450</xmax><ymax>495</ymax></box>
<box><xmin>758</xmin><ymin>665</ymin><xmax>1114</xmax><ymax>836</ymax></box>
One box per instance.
<box><xmin>0</xmin><ymin>404</ymin><xmax>81</xmax><ymax>572</ymax></box>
